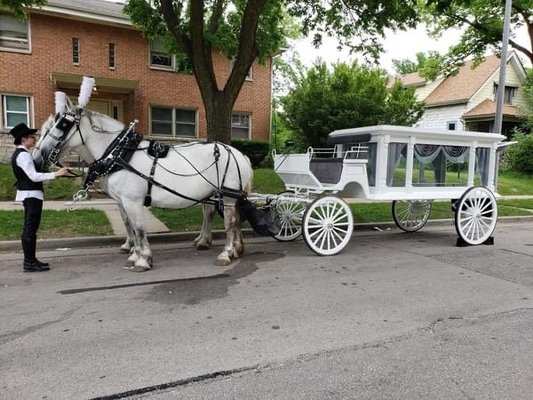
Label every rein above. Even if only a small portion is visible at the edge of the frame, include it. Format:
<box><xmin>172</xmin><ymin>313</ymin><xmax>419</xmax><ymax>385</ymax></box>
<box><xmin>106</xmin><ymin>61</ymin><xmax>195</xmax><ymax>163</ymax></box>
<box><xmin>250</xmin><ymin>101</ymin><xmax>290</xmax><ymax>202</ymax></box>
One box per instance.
<box><xmin>45</xmin><ymin>111</ymin><xmax>247</xmax><ymax>207</ymax></box>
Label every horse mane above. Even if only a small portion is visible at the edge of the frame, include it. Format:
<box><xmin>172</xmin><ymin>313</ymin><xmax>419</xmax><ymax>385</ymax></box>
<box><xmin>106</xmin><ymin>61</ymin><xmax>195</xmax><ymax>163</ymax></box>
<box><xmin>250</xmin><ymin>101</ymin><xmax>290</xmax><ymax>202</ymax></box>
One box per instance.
<box><xmin>83</xmin><ymin>109</ymin><xmax>125</xmax><ymax>133</ymax></box>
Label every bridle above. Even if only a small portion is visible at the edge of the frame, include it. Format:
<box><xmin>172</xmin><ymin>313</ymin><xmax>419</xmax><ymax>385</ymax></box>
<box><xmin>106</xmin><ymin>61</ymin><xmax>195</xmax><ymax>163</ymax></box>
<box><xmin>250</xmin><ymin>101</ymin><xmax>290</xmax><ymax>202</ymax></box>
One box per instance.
<box><xmin>37</xmin><ymin>110</ymin><xmax>86</xmax><ymax>177</ymax></box>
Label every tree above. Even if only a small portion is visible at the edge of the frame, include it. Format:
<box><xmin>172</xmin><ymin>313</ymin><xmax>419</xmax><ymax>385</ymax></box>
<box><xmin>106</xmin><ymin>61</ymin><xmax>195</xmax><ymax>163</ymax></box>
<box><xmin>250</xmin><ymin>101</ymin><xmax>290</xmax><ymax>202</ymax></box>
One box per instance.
<box><xmin>0</xmin><ymin>0</ymin><xmax>46</xmax><ymax>18</ymax></box>
<box><xmin>3</xmin><ymin>0</ymin><xmax>421</xmax><ymax>143</ymax></box>
<box><xmin>503</xmin><ymin>69</ymin><xmax>533</xmax><ymax>174</ymax></box>
<box><xmin>392</xmin><ymin>51</ymin><xmax>446</xmax><ymax>80</ymax></box>
<box><xmin>421</xmin><ymin>0</ymin><xmax>533</xmax><ymax>71</ymax></box>
<box><xmin>281</xmin><ymin>62</ymin><xmax>425</xmax><ymax>149</ymax></box>
<box><xmin>125</xmin><ymin>0</ymin><xmax>421</xmax><ymax>143</ymax></box>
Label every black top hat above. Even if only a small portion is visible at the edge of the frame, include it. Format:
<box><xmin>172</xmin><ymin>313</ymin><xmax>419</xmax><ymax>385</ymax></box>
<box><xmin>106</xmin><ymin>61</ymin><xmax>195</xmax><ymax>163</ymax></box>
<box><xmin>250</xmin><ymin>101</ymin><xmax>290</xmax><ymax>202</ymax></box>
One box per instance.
<box><xmin>10</xmin><ymin>123</ymin><xmax>38</xmax><ymax>145</ymax></box>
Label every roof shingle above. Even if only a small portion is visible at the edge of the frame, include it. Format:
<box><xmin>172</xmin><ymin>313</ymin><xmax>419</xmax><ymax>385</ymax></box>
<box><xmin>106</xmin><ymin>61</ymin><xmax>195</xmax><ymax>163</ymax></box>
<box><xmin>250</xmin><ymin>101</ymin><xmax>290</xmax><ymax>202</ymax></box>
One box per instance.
<box><xmin>425</xmin><ymin>54</ymin><xmax>501</xmax><ymax>106</ymax></box>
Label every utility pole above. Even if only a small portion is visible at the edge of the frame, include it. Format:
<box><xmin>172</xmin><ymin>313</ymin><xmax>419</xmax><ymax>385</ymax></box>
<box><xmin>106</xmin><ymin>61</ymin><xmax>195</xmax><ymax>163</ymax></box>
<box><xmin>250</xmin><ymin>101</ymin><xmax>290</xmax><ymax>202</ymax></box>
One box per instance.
<box><xmin>493</xmin><ymin>0</ymin><xmax>513</xmax><ymax>135</ymax></box>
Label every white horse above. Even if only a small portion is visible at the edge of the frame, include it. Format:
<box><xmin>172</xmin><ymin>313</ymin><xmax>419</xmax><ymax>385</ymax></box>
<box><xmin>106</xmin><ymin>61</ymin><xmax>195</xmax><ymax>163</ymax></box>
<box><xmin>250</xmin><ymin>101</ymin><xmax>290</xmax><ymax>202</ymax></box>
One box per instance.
<box><xmin>34</xmin><ymin>105</ymin><xmax>253</xmax><ymax>272</ymax></box>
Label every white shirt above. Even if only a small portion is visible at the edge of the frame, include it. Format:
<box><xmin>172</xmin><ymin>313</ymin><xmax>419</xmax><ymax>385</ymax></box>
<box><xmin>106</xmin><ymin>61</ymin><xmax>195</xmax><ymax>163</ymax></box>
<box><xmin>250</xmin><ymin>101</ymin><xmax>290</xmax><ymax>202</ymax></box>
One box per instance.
<box><xmin>14</xmin><ymin>145</ymin><xmax>56</xmax><ymax>202</ymax></box>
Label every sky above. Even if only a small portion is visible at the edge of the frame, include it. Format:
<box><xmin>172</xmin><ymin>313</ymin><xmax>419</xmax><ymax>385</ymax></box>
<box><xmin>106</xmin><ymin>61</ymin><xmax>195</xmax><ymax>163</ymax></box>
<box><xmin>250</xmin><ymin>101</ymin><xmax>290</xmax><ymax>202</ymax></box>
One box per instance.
<box><xmin>294</xmin><ymin>23</ymin><xmax>532</xmax><ymax>74</ymax></box>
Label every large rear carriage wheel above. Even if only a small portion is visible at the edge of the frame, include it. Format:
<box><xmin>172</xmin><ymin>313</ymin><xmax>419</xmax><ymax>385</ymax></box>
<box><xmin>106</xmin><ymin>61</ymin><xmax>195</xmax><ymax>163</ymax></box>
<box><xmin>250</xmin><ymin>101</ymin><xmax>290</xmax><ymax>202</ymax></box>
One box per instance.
<box><xmin>455</xmin><ymin>186</ymin><xmax>497</xmax><ymax>245</ymax></box>
<box><xmin>302</xmin><ymin>196</ymin><xmax>353</xmax><ymax>256</ymax></box>
<box><xmin>392</xmin><ymin>200</ymin><xmax>432</xmax><ymax>232</ymax></box>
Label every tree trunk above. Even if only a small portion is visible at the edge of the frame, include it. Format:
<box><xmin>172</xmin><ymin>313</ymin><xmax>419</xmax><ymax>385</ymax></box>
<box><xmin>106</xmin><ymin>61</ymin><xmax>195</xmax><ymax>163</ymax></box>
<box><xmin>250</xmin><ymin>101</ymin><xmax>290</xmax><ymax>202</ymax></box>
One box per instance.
<box><xmin>204</xmin><ymin>91</ymin><xmax>233</xmax><ymax>143</ymax></box>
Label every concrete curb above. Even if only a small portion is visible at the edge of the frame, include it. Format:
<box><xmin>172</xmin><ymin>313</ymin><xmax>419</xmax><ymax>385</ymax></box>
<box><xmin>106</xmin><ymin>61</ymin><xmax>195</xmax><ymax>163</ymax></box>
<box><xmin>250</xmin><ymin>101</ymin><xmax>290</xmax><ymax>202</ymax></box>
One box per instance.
<box><xmin>1</xmin><ymin>215</ymin><xmax>532</xmax><ymax>253</ymax></box>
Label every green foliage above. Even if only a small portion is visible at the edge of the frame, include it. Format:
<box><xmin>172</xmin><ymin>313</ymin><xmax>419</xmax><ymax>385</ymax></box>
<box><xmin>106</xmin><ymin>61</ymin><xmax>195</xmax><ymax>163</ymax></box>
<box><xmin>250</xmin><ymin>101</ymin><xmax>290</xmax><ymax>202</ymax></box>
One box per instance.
<box><xmin>281</xmin><ymin>61</ymin><xmax>425</xmax><ymax>148</ymax></box>
<box><xmin>503</xmin><ymin>131</ymin><xmax>533</xmax><ymax>175</ymax></box>
<box><xmin>420</xmin><ymin>0</ymin><xmax>533</xmax><ymax>71</ymax></box>
<box><xmin>0</xmin><ymin>0</ymin><xmax>46</xmax><ymax>18</ymax></box>
<box><xmin>230</xmin><ymin>139</ymin><xmax>270</xmax><ymax>168</ymax></box>
<box><xmin>392</xmin><ymin>51</ymin><xmax>446</xmax><ymax>80</ymax></box>
<box><xmin>287</xmin><ymin>1</ymin><xmax>420</xmax><ymax>60</ymax></box>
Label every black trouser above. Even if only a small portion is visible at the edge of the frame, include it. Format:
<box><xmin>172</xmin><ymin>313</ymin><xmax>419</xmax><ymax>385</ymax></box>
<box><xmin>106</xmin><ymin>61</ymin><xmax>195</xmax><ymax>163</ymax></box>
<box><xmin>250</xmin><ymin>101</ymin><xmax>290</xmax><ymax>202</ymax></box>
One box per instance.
<box><xmin>21</xmin><ymin>197</ymin><xmax>43</xmax><ymax>262</ymax></box>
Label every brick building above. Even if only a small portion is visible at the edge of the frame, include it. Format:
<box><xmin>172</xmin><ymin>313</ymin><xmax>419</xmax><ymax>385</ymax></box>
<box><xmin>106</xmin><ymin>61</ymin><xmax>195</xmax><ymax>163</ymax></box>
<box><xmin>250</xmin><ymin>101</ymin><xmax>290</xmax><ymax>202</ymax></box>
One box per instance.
<box><xmin>0</xmin><ymin>0</ymin><xmax>272</xmax><ymax>160</ymax></box>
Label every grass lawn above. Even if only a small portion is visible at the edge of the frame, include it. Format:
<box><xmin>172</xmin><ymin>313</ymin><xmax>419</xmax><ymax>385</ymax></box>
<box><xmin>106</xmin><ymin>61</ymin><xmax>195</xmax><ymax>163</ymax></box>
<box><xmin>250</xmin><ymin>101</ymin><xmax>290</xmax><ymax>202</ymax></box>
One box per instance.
<box><xmin>0</xmin><ymin>209</ymin><xmax>113</xmax><ymax>240</ymax></box>
<box><xmin>0</xmin><ymin>164</ymin><xmax>532</xmax><ymax>239</ymax></box>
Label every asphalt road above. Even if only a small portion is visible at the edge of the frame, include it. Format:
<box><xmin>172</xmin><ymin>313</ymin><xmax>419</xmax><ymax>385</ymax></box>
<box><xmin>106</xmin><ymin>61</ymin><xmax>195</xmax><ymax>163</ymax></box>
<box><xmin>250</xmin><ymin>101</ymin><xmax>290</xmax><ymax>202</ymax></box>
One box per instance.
<box><xmin>1</xmin><ymin>221</ymin><xmax>533</xmax><ymax>399</ymax></box>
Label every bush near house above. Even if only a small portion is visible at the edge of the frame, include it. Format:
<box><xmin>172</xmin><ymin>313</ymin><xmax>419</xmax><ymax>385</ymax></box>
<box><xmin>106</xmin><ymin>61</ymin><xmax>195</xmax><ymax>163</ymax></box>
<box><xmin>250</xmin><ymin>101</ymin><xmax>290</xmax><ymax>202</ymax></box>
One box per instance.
<box><xmin>230</xmin><ymin>139</ymin><xmax>270</xmax><ymax>168</ymax></box>
<box><xmin>503</xmin><ymin>131</ymin><xmax>533</xmax><ymax>175</ymax></box>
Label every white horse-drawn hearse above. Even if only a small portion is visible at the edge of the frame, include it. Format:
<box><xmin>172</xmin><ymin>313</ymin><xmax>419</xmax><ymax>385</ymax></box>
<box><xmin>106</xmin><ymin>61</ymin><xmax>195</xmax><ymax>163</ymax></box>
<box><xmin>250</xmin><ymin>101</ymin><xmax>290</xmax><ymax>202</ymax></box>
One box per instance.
<box><xmin>268</xmin><ymin>124</ymin><xmax>505</xmax><ymax>255</ymax></box>
<box><xmin>34</xmin><ymin>76</ymin><xmax>507</xmax><ymax>271</ymax></box>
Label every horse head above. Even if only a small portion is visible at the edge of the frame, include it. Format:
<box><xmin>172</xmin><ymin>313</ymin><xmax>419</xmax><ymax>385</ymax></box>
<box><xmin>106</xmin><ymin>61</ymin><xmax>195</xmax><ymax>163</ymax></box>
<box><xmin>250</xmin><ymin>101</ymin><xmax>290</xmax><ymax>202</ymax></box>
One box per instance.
<box><xmin>34</xmin><ymin>76</ymin><xmax>122</xmax><ymax>167</ymax></box>
<box><xmin>34</xmin><ymin>105</ymin><xmax>88</xmax><ymax>168</ymax></box>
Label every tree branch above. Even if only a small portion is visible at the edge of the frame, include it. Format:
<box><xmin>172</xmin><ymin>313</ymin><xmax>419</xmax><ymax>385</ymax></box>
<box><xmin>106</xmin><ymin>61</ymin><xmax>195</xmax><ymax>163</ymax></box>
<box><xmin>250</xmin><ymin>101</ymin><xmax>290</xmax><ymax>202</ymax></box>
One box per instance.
<box><xmin>226</xmin><ymin>0</ymin><xmax>267</xmax><ymax>94</ymax></box>
<box><xmin>509</xmin><ymin>39</ymin><xmax>533</xmax><ymax>63</ymax></box>
<box><xmin>159</xmin><ymin>0</ymin><xmax>192</xmax><ymax>56</ymax></box>
<box><xmin>208</xmin><ymin>0</ymin><xmax>227</xmax><ymax>35</ymax></box>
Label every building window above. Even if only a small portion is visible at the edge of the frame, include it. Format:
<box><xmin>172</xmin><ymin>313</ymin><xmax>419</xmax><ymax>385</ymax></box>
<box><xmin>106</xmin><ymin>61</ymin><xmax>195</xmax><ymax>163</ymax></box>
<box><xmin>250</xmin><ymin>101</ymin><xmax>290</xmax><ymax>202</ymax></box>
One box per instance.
<box><xmin>150</xmin><ymin>106</ymin><xmax>197</xmax><ymax>138</ymax></box>
<box><xmin>2</xmin><ymin>94</ymin><xmax>30</xmax><ymax>129</ymax></box>
<box><xmin>108</xmin><ymin>43</ymin><xmax>115</xmax><ymax>69</ymax></box>
<box><xmin>150</xmin><ymin>39</ymin><xmax>173</xmax><ymax>69</ymax></box>
<box><xmin>231</xmin><ymin>113</ymin><xmax>251</xmax><ymax>139</ymax></box>
<box><xmin>230</xmin><ymin>58</ymin><xmax>253</xmax><ymax>80</ymax></box>
<box><xmin>72</xmin><ymin>37</ymin><xmax>80</xmax><ymax>64</ymax></box>
<box><xmin>493</xmin><ymin>84</ymin><xmax>517</xmax><ymax>105</ymax></box>
<box><xmin>447</xmin><ymin>121</ymin><xmax>457</xmax><ymax>130</ymax></box>
<box><xmin>149</xmin><ymin>39</ymin><xmax>193</xmax><ymax>73</ymax></box>
<box><xmin>0</xmin><ymin>12</ymin><xmax>30</xmax><ymax>52</ymax></box>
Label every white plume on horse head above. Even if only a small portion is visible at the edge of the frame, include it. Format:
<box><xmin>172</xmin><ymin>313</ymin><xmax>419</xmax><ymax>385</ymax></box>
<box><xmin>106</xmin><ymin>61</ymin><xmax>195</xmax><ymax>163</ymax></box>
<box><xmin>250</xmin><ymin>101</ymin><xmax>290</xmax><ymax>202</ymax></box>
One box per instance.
<box><xmin>78</xmin><ymin>76</ymin><xmax>95</xmax><ymax>108</ymax></box>
<box><xmin>54</xmin><ymin>91</ymin><xmax>68</xmax><ymax>114</ymax></box>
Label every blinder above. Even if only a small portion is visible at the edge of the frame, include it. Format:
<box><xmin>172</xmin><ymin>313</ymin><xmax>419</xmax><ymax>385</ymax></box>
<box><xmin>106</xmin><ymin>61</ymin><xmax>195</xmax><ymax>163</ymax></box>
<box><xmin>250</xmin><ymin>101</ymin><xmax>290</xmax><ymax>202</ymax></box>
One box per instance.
<box><xmin>44</xmin><ymin>112</ymin><xmax>80</xmax><ymax>166</ymax></box>
<box><xmin>50</xmin><ymin>112</ymin><xmax>76</xmax><ymax>140</ymax></box>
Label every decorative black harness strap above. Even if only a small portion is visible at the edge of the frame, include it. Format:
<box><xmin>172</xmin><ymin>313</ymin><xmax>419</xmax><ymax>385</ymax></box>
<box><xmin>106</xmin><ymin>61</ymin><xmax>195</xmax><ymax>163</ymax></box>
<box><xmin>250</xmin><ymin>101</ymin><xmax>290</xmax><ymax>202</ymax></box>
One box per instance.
<box><xmin>82</xmin><ymin>127</ymin><xmax>246</xmax><ymax>208</ymax></box>
<box><xmin>83</xmin><ymin>127</ymin><xmax>143</xmax><ymax>189</ymax></box>
<box><xmin>114</xmin><ymin>157</ymin><xmax>213</xmax><ymax>205</ymax></box>
<box><xmin>143</xmin><ymin>141</ymin><xmax>170</xmax><ymax>207</ymax></box>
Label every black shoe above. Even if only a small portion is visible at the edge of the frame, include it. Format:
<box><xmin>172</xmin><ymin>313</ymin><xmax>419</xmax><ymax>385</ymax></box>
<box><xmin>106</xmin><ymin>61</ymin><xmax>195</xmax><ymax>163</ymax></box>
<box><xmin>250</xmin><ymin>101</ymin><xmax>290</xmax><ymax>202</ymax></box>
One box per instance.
<box><xmin>35</xmin><ymin>259</ymin><xmax>50</xmax><ymax>267</ymax></box>
<box><xmin>23</xmin><ymin>261</ymin><xmax>50</xmax><ymax>272</ymax></box>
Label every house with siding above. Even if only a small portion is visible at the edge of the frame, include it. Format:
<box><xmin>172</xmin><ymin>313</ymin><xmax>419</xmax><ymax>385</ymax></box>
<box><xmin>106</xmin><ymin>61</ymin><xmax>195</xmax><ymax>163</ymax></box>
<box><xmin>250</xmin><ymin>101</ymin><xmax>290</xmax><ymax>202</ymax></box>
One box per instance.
<box><xmin>0</xmin><ymin>0</ymin><xmax>272</xmax><ymax>160</ymax></box>
<box><xmin>394</xmin><ymin>52</ymin><xmax>529</xmax><ymax>138</ymax></box>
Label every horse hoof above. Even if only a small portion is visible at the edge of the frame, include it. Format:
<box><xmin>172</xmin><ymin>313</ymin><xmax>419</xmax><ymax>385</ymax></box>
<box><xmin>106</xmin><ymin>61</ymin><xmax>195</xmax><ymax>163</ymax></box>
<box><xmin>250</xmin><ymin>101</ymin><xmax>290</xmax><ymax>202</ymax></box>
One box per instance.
<box><xmin>123</xmin><ymin>265</ymin><xmax>151</xmax><ymax>272</ymax></box>
<box><xmin>196</xmin><ymin>243</ymin><xmax>211</xmax><ymax>250</ymax></box>
<box><xmin>214</xmin><ymin>258</ymin><xmax>231</xmax><ymax>266</ymax></box>
<box><xmin>119</xmin><ymin>248</ymin><xmax>130</xmax><ymax>254</ymax></box>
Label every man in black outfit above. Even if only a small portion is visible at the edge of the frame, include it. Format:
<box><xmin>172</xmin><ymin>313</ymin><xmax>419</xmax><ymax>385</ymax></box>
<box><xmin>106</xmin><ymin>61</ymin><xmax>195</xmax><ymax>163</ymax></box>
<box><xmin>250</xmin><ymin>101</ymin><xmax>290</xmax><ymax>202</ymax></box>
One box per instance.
<box><xmin>10</xmin><ymin>123</ymin><xmax>69</xmax><ymax>272</ymax></box>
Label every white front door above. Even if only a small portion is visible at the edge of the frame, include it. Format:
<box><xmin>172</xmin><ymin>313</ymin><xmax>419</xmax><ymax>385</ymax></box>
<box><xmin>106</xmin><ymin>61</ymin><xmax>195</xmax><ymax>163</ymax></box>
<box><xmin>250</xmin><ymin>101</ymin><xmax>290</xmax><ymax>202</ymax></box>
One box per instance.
<box><xmin>87</xmin><ymin>99</ymin><xmax>123</xmax><ymax>122</ymax></box>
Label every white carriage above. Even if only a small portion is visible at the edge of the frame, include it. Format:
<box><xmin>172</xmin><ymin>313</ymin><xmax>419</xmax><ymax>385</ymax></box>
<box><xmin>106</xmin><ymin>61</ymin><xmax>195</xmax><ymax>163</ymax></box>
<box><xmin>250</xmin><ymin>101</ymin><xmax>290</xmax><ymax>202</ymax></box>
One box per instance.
<box><xmin>267</xmin><ymin>125</ymin><xmax>506</xmax><ymax>255</ymax></box>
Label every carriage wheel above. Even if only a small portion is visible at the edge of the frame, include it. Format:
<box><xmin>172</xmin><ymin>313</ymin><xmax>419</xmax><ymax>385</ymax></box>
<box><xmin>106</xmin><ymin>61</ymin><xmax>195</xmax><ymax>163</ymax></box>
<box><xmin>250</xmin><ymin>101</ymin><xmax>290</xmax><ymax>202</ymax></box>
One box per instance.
<box><xmin>272</xmin><ymin>191</ymin><xmax>306</xmax><ymax>242</ymax></box>
<box><xmin>392</xmin><ymin>200</ymin><xmax>432</xmax><ymax>233</ymax></box>
<box><xmin>302</xmin><ymin>196</ymin><xmax>353</xmax><ymax>256</ymax></box>
<box><xmin>455</xmin><ymin>186</ymin><xmax>498</xmax><ymax>245</ymax></box>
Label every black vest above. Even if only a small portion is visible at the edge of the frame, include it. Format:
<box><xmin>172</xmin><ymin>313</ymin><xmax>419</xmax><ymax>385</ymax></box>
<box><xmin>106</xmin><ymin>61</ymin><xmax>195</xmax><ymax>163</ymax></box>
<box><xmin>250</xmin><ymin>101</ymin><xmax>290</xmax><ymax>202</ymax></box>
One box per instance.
<box><xmin>11</xmin><ymin>148</ymin><xmax>44</xmax><ymax>191</ymax></box>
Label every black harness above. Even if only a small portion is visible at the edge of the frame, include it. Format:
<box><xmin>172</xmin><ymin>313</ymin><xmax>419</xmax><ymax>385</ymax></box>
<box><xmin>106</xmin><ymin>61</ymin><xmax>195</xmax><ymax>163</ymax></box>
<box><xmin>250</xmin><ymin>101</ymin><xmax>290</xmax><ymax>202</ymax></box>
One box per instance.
<box><xmin>39</xmin><ymin>111</ymin><xmax>285</xmax><ymax>233</ymax></box>
<box><xmin>143</xmin><ymin>141</ymin><xmax>170</xmax><ymax>207</ymax></box>
<box><xmin>41</xmin><ymin>111</ymin><xmax>247</xmax><ymax>208</ymax></box>
<box><xmin>82</xmin><ymin>127</ymin><xmax>143</xmax><ymax>190</ymax></box>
